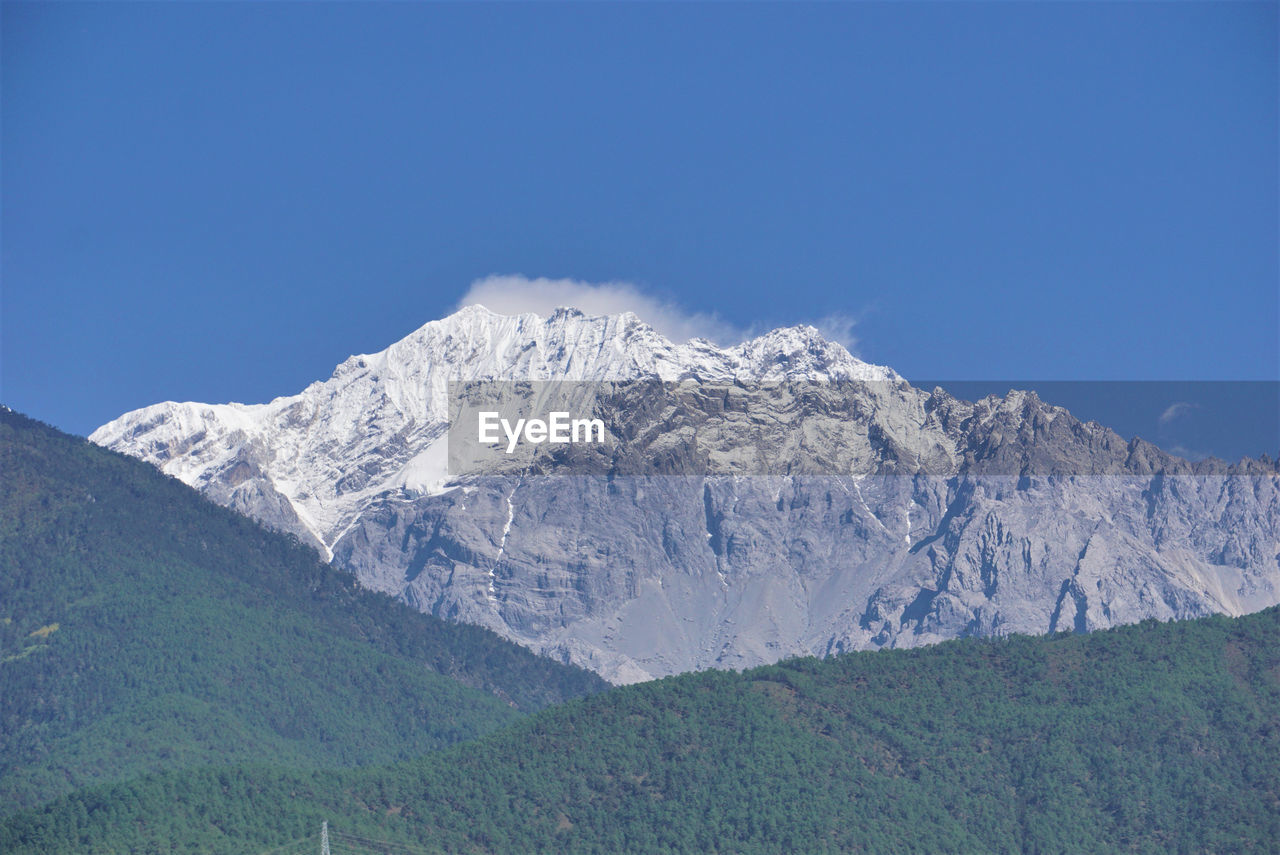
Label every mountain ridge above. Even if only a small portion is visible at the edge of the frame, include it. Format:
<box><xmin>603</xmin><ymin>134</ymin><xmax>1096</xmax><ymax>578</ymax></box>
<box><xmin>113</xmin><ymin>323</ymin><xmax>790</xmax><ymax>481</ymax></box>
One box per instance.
<box><xmin>90</xmin><ymin>305</ymin><xmax>1280</xmax><ymax>683</ymax></box>
<box><xmin>5</xmin><ymin>604</ymin><xmax>1278</xmax><ymax>853</ymax></box>
<box><xmin>91</xmin><ymin>305</ymin><xmax>896</xmax><ymax>557</ymax></box>
<box><xmin>0</xmin><ymin>408</ymin><xmax>605</xmax><ymax>811</ymax></box>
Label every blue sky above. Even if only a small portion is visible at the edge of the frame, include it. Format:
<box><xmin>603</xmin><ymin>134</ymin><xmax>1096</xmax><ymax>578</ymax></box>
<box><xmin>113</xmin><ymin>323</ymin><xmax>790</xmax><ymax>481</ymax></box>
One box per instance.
<box><xmin>3</xmin><ymin>2</ymin><xmax>1276</xmax><ymax>442</ymax></box>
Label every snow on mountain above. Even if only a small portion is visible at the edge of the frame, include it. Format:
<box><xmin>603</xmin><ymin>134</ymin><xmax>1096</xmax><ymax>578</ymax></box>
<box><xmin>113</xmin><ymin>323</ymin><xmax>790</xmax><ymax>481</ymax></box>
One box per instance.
<box><xmin>91</xmin><ymin>303</ymin><xmax>1280</xmax><ymax>683</ymax></box>
<box><xmin>91</xmin><ymin>305</ymin><xmax>893</xmax><ymax>558</ymax></box>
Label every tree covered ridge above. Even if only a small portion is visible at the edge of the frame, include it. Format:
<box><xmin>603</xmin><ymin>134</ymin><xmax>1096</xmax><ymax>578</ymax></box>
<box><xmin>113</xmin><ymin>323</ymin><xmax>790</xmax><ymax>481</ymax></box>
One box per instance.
<box><xmin>5</xmin><ymin>602</ymin><xmax>1277</xmax><ymax>853</ymax></box>
<box><xmin>0</xmin><ymin>408</ymin><xmax>606</xmax><ymax>812</ymax></box>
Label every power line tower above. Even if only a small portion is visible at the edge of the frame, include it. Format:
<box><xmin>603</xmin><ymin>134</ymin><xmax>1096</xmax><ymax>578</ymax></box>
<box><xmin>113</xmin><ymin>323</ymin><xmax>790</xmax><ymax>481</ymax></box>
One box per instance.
<box><xmin>320</xmin><ymin>821</ymin><xmax>331</xmax><ymax>855</ymax></box>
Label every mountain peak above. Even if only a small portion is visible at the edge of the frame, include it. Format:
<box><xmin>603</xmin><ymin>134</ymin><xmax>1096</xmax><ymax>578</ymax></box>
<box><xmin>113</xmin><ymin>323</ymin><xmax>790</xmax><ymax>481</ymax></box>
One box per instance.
<box><xmin>359</xmin><ymin>303</ymin><xmax>893</xmax><ymax>386</ymax></box>
<box><xmin>87</xmin><ymin>299</ymin><xmax>1280</xmax><ymax>684</ymax></box>
<box><xmin>90</xmin><ymin>301</ymin><xmax>893</xmax><ymax>553</ymax></box>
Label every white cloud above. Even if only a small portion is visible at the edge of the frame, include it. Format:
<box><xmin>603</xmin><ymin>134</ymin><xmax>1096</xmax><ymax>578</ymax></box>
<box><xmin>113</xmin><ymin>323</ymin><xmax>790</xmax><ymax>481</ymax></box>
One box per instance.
<box><xmin>458</xmin><ymin>275</ymin><xmax>745</xmax><ymax>344</ymax></box>
<box><xmin>457</xmin><ymin>274</ymin><xmax>862</xmax><ymax>354</ymax></box>
<box><xmin>810</xmin><ymin>313</ymin><xmax>860</xmax><ymax>354</ymax></box>
<box><xmin>1158</xmin><ymin>401</ymin><xmax>1199</xmax><ymax>426</ymax></box>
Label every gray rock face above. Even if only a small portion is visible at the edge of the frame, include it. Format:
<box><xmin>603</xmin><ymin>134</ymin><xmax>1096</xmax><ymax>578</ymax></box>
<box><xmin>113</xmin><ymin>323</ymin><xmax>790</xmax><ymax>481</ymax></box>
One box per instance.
<box><xmin>92</xmin><ymin>307</ymin><xmax>1280</xmax><ymax>683</ymax></box>
<box><xmin>334</xmin><ymin>382</ymin><xmax>1279</xmax><ymax>683</ymax></box>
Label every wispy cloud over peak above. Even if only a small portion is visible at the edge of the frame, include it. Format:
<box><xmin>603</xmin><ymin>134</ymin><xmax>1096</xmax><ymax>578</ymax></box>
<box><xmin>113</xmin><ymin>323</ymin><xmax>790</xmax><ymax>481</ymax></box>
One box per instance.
<box><xmin>458</xmin><ymin>274</ymin><xmax>862</xmax><ymax>354</ymax></box>
<box><xmin>1158</xmin><ymin>401</ymin><xmax>1200</xmax><ymax>426</ymax></box>
<box><xmin>458</xmin><ymin>275</ymin><xmax>744</xmax><ymax>345</ymax></box>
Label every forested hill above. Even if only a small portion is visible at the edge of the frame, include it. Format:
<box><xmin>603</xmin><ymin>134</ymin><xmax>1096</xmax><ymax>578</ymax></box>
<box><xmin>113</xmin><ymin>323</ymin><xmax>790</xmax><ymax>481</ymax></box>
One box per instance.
<box><xmin>0</xmin><ymin>408</ymin><xmax>606</xmax><ymax>813</ymax></box>
<box><xmin>5</xmin><ymin>601</ymin><xmax>1278</xmax><ymax>853</ymax></box>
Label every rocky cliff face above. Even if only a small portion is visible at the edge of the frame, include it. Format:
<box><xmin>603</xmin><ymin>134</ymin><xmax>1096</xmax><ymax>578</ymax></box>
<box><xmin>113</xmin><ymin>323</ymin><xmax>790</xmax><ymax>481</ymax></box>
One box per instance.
<box><xmin>92</xmin><ymin>306</ymin><xmax>1280</xmax><ymax>683</ymax></box>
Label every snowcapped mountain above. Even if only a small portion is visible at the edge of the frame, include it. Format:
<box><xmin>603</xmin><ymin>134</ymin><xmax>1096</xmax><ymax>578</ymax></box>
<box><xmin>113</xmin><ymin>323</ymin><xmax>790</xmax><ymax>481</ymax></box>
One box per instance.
<box><xmin>91</xmin><ymin>306</ymin><xmax>894</xmax><ymax>558</ymax></box>
<box><xmin>92</xmin><ymin>305</ymin><xmax>1280</xmax><ymax>683</ymax></box>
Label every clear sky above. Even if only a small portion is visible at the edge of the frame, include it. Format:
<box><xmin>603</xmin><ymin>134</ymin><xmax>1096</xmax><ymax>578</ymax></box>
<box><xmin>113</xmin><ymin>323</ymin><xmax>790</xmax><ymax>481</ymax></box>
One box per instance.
<box><xmin>3</xmin><ymin>1</ymin><xmax>1276</xmax><ymax>440</ymax></box>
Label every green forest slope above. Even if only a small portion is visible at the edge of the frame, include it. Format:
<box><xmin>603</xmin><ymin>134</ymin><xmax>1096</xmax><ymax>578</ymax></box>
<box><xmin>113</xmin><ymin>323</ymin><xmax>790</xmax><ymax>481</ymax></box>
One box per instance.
<box><xmin>5</xmin><ymin>603</ymin><xmax>1277</xmax><ymax>853</ymax></box>
<box><xmin>0</xmin><ymin>409</ymin><xmax>606</xmax><ymax>813</ymax></box>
